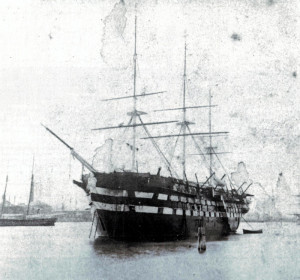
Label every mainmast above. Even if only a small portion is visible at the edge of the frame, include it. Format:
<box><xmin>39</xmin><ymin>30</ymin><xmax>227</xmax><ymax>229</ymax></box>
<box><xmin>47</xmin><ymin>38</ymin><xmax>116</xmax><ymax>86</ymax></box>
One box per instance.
<box><xmin>143</xmin><ymin>39</ymin><xmax>229</xmax><ymax>182</ymax></box>
<box><xmin>208</xmin><ymin>90</ymin><xmax>213</xmax><ymax>182</ymax></box>
<box><xmin>182</xmin><ymin>42</ymin><xmax>187</xmax><ymax>180</ymax></box>
<box><xmin>132</xmin><ymin>15</ymin><xmax>138</xmax><ymax>171</ymax></box>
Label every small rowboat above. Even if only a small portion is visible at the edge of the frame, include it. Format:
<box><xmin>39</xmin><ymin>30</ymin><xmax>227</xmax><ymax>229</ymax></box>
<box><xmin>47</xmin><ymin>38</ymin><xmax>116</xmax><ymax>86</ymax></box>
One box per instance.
<box><xmin>243</xmin><ymin>229</ymin><xmax>263</xmax><ymax>234</ymax></box>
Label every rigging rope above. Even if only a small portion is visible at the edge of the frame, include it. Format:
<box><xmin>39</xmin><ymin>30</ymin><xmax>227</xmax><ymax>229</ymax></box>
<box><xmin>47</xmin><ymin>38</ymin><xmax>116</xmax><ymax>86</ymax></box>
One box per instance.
<box><xmin>189</xmin><ymin>126</ymin><xmax>232</xmax><ymax>191</ymax></box>
<box><xmin>168</xmin><ymin>125</ymin><xmax>183</xmax><ymax>165</ymax></box>
<box><xmin>69</xmin><ymin>152</ymin><xmax>72</xmax><ymax>179</ymax></box>
<box><xmin>211</xmin><ymin>147</ymin><xmax>234</xmax><ymax>191</ymax></box>
<box><xmin>138</xmin><ymin>115</ymin><xmax>179</xmax><ymax>178</ymax></box>
<box><xmin>187</xmin><ymin>126</ymin><xmax>211</xmax><ymax>172</ymax></box>
<box><xmin>114</xmin><ymin>116</ymin><xmax>134</xmax><ymax>162</ymax></box>
<box><xmin>122</xmin><ymin>115</ymin><xmax>133</xmax><ymax>136</ymax></box>
<box><xmin>253</xmin><ymin>182</ymin><xmax>272</xmax><ymax>198</ymax></box>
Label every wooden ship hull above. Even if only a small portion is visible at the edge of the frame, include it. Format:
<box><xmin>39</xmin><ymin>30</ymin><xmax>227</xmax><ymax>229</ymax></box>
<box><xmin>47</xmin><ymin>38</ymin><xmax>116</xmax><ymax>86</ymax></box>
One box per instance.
<box><xmin>0</xmin><ymin>217</ymin><xmax>57</xmax><ymax>227</ymax></box>
<box><xmin>77</xmin><ymin>172</ymin><xmax>250</xmax><ymax>241</ymax></box>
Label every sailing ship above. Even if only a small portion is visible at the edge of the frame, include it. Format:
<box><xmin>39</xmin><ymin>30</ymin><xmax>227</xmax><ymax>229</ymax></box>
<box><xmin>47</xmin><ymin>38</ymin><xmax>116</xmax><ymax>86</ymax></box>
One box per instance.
<box><xmin>0</xmin><ymin>159</ymin><xmax>57</xmax><ymax>226</ymax></box>
<box><xmin>43</xmin><ymin>16</ymin><xmax>253</xmax><ymax>241</ymax></box>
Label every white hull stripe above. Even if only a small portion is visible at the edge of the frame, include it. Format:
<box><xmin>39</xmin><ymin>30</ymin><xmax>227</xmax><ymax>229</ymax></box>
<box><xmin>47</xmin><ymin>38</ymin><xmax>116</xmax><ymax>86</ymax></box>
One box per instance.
<box><xmin>92</xmin><ymin>201</ymin><xmax>130</xmax><ymax>212</ymax></box>
<box><xmin>170</xmin><ymin>195</ymin><xmax>179</xmax><ymax>201</ymax></box>
<box><xmin>180</xmin><ymin>197</ymin><xmax>187</xmax><ymax>203</ymax></box>
<box><xmin>91</xmin><ymin>201</ymin><xmax>242</xmax><ymax>218</ymax></box>
<box><xmin>135</xmin><ymin>191</ymin><xmax>154</xmax><ymax>199</ymax></box>
<box><xmin>188</xmin><ymin>198</ymin><xmax>194</xmax><ymax>203</ymax></box>
<box><xmin>92</xmin><ymin>188</ymin><xmax>223</xmax><ymax>211</ymax></box>
<box><xmin>176</xmin><ymin>209</ymin><xmax>183</xmax><ymax>215</ymax></box>
<box><xmin>92</xmin><ymin>187</ymin><xmax>128</xmax><ymax>197</ymax></box>
<box><xmin>163</xmin><ymin>207</ymin><xmax>173</xmax><ymax>215</ymax></box>
<box><xmin>135</xmin><ymin>205</ymin><xmax>157</xmax><ymax>213</ymax></box>
<box><xmin>158</xmin><ymin>194</ymin><xmax>168</xmax><ymax>200</ymax></box>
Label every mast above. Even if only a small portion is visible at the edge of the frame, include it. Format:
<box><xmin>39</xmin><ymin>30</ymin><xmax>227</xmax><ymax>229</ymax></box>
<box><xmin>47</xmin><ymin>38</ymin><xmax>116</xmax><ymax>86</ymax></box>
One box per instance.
<box><xmin>144</xmin><ymin>40</ymin><xmax>224</xmax><ymax>180</ymax></box>
<box><xmin>208</xmin><ymin>90</ymin><xmax>213</xmax><ymax>183</ymax></box>
<box><xmin>182</xmin><ymin>42</ymin><xmax>187</xmax><ymax>180</ymax></box>
<box><xmin>26</xmin><ymin>156</ymin><xmax>35</xmax><ymax>215</ymax></box>
<box><xmin>132</xmin><ymin>15</ymin><xmax>138</xmax><ymax>171</ymax></box>
<box><xmin>91</xmin><ymin>14</ymin><xmax>178</xmax><ymax>177</ymax></box>
<box><xmin>1</xmin><ymin>175</ymin><xmax>8</xmax><ymax>218</ymax></box>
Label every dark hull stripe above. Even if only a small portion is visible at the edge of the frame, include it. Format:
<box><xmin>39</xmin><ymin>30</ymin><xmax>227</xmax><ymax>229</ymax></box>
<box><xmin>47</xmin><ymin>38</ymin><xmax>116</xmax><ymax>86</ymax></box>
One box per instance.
<box><xmin>91</xmin><ymin>201</ymin><xmax>242</xmax><ymax>218</ymax></box>
<box><xmin>91</xmin><ymin>193</ymin><xmax>213</xmax><ymax>210</ymax></box>
<box><xmin>96</xmin><ymin>184</ymin><xmax>199</xmax><ymax>198</ymax></box>
<box><xmin>92</xmin><ymin>172</ymin><xmax>248</xmax><ymax>205</ymax></box>
<box><xmin>90</xmin><ymin>193</ymin><xmax>242</xmax><ymax>215</ymax></box>
<box><xmin>91</xmin><ymin>187</ymin><xmax>244</xmax><ymax>209</ymax></box>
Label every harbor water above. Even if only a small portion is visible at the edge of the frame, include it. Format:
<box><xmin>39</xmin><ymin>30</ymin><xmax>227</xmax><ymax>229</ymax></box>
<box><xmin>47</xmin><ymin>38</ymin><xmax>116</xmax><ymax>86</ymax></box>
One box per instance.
<box><xmin>0</xmin><ymin>222</ymin><xmax>299</xmax><ymax>280</ymax></box>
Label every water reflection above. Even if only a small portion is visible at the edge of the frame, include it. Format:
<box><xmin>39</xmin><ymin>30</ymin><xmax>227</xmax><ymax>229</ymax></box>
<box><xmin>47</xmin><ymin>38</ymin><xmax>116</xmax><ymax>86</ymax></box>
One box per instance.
<box><xmin>92</xmin><ymin>234</ymin><xmax>233</xmax><ymax>259</ymax></box>
<box><xmin>92</xmin><ymin>236</ymin><xmax>197</xmax><ymax>258</ymax></box>
<box><xmin>0</xmin><ymin>222</ymin><xmax>298</xmax><ymax>280</ymax></box>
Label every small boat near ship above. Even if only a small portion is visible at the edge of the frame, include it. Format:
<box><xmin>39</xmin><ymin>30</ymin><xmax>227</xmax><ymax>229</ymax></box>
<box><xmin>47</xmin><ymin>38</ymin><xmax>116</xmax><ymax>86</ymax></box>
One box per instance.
<box><xmin>43</xmin><ymin>15</ymin><xmax>253</xmax><ymax>241</ymax></box>
<box><xmin>0</xmin><ymin>159</ymin><xmax>57</xmax><ymax>227</ymax></box>
<box><xmin>243</xmin><ymin>229</ymin><xmax>263</xmax><ymax>234</ymax></box>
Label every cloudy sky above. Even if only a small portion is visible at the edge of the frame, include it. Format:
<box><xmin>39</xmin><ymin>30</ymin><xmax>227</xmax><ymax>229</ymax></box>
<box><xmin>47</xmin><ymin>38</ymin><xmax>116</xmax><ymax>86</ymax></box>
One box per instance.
<box><xmin>0</xmin><ymin>0</ymin><xmax>299</xmax><ymax>209</ymax></box>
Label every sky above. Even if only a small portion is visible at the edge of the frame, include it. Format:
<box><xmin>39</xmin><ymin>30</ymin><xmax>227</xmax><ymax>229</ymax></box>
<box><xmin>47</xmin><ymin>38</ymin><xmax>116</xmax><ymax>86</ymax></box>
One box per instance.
<box><xmin>0</xmin><ymin>0</ymin><xmax>299</xmax><ymax>210</ymax></box>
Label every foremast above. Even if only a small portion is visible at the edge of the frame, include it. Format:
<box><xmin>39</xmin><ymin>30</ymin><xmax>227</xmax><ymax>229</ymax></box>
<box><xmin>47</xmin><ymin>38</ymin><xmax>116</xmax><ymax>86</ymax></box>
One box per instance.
<box><xmin>92</xmin><ymin>15</ymin><xmax>179</xmax><ymax>177</ymax></box>
<box><xmin>42</xmin><ymin>15</ymin><xmax>179</xmax><ymax>178</ymax></box>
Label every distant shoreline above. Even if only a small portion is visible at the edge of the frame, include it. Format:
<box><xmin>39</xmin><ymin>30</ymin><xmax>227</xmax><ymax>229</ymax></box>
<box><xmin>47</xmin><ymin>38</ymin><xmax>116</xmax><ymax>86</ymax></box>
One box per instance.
<box><xmin>53</xmin><ymin>210</ymin><xmax>92</xmax><ymax>222</ymax></box>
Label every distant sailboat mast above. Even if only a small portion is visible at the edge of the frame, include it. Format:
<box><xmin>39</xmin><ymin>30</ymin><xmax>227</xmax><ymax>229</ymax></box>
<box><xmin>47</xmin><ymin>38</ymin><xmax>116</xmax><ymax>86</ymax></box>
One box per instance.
<box><xmin>0</xmin><ymin>175</ymin><xmax>8</xmax><ymax>218</ymax></box>
<box><xmin>26</xmin><ymin>157</ymin><xmax>35</xmax><ymax>215</ymax></box>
